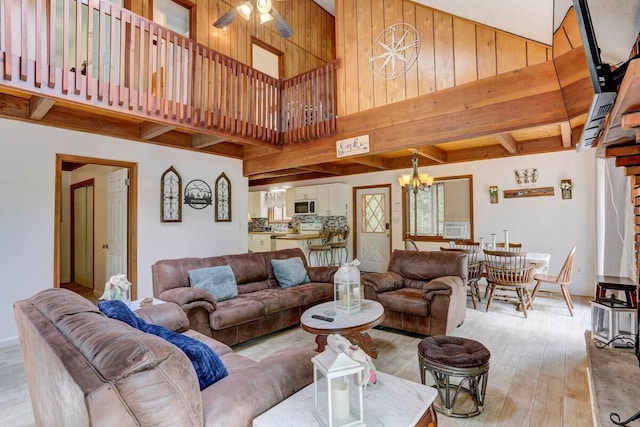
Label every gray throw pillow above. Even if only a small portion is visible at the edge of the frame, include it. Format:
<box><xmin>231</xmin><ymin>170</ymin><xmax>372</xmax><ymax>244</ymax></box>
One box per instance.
<box><xmin>189</xmin><ymin>265</ymin><xmax>238</xmax><ymax>301</ymax></box>
<box><xmin>272</xmin><ymin>257</ymin><xmax>311</xmax><ymax>288</ymax></box>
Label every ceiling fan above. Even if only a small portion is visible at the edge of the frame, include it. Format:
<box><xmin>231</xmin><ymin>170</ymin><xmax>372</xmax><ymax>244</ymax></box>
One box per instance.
<box><xmin>213</xmin><ymin>0</ymin><xmax>294</xmax><ymax>39</ymax></box>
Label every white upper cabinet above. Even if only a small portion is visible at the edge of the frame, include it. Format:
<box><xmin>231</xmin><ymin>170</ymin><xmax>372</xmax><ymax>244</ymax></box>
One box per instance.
<box><xmin>295</xmin><ymin>186</ymin><xmax>318</xmax><ymax>200</ymax></box>
<box><xmin>248</xmin><ymin>191</ymin><xmax>267</xmax><ymax>218</ymax></box>
<box><xmin>317</xmin><ymin>183</ymin><xmax>348</xmax><ymax>216</ymax></box>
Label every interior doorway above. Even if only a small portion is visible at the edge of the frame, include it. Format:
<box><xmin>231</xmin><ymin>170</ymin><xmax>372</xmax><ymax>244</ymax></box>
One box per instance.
<box><xmin>54</xmin><ymin>154</ymin><xmax>138</xmax><ymax>299</ymax></box>
<box><xmin>70</xmin><ymin>179</ymin><xmax>94</xmax><ymax>290</ymax></box>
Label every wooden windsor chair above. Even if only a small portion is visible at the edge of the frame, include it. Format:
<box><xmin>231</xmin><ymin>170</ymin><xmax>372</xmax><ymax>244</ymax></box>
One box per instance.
<box><xmin>483</xmin><ymin>249</ymin><xmax>536</xmax><ymax>318</ymax></box>
<box><xmin>440</xmin><ymin>246</ymin><xmax>483</xmax><ymax>309</ymax></box>
<box><xmin>330</xmin><ymin>225</ymin><xmax>350</xmax><ymax>265</ymax></box>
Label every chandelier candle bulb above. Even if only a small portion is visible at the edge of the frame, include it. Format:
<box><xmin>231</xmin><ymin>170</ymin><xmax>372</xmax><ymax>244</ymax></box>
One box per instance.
<box><xmin>504</xmin><ymin>230</ymin><xmax>510</xmax><ymax>248</ymax></box>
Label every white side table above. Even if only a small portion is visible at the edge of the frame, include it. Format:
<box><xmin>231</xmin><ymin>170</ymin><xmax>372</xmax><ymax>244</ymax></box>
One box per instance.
<box><xmin>591</xmin><ymin>301</ymin><xmax>637</xmax><ymax>348</ymax></box>
<box><xmin>129</xmin><ymin>298</ymin><xmax>165</xmax><ymax>312</ymax></box>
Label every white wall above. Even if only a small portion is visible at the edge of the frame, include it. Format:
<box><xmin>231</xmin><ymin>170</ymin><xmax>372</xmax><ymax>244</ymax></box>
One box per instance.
<box><xmin>0</xmin><ymin>118</ymin><xmax>248</xmax><ymax>344</ymax></box>
<box><xmin>253</xmin><ymin>149</ymin><xmax>598</xmax><ymax>297</ymax></box>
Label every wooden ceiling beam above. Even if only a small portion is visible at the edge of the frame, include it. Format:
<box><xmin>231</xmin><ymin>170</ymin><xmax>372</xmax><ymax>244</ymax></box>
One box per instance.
<box><xmin>191</xmin><ymin>133</ymin><xmax>228</xmax><ymax>149</ymax></box>
<box><xmin>495</xmin><ymin>133</ymin><xmax>518</xmax><ymax>154</ymax></box>
<box><xmin>28</xmin><ymin>96</ymin><xmax>55</xmax><ymax>120</ymax></box>
<box><xmin>560</xmin><ymin>122</ymin><xmax>573</xmax><ymax>148</ymax></box>
<box><xmin>416</xmin><ymin>146</ymin><xmax>447</xmax><ymax>163</ymax></box>
<box><xmin>250</xmin><ymin>168</ymin><xmax>312</xmax><ymax>180</ymax></box>
<box><xmin>615</xmin><ymin>155</ymin><xmax>640</xmax><ymax>167</ymax></box>
<box><xmin>0</xmin><ymin>93</ymin><xmax>29</xmax><ymax>119</ymax></box>
<box><xmin>347</xmin><ymin>155</ymin><xmax>390</xmax><ymax>169</ymax></box>
<box><xmin>250</xmin><ymin>172</ymin><xmax>336</xmax><ymax>187</ymax></box>
<box><xmin>244</xmin><ymin>87</ymin><xmax>572</xmax><ymax>176</ymax></box>
<box><xmin>139</xmin><ymin>122</ymin><xmax>176</xmax><ymax>140</ymax></box>
<box><xmin>621</xmin><ymin>110</ymin><xmax>640</xmax><ymax>129</ymax></box>
<box><xmin>300</xmin><ymin>163</ymin><xmax>346</xmax><ymax>175</ymax></box>
<box><xmin>625</xmin><ymin>165</ymin><xmax>640</xmax><ymax>176</ymax></box>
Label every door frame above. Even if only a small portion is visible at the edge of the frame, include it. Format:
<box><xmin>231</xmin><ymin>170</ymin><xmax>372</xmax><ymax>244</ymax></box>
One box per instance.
<box><xmin>54</xmin><ymin>154</ymin><xmax>138</xmax><ymax>298</ymax></box>
<box><xmin>352</xmin><ymin>184</ymin><xmax>392</xmax><ymax>262</ymax></box>
<box><xmin>70</xmin><ymin>178</ymin><xmax>95</xmax><ymax>288</ymax></box>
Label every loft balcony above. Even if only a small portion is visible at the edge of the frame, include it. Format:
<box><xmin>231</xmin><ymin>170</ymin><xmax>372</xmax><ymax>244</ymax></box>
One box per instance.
<box><xmin>0</xmin><ymin>0</ymin><xmax>337</xmax><ymax>151</ymax></box>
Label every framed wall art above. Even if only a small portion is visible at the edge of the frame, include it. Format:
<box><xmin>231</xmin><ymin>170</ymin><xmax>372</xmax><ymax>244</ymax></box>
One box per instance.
<box><xmin>161</xmin><ymin>166</ymin><xmax>182</xmax><ymax>222</ymax></box>
<box><xmin>184</xmin><ymin>179</ymin><xmax>212</xmax><ymax>209</ymax></box>
<box><xmin>215</xmin><ymin>172</ymin><xmax>231</xmax><ymax>222</ymax></box>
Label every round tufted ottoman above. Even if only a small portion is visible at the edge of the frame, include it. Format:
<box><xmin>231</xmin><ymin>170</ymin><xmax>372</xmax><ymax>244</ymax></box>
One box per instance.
<box><xmin>418</xmin><ymin>336</ymin><xmax>490</xmax><ymax>418</ymax></box>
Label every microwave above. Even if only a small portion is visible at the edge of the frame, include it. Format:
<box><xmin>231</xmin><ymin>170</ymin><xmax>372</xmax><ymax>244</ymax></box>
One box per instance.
<box><xmin>294</xmin><ymin>200</ymin><xmax>317</xmax><ymax>215</ymax></box>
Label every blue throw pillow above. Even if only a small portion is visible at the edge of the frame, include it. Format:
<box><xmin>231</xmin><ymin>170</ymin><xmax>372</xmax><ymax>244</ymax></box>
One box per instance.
<box><xmin>98</xmin><ymin>300</ymin><xmax>228</xmax><ymax>390</ymax></box>
<box><xmin>188</xmin><ymin>265</ymin><xmax>238</xmax><ymax>302</ymax></box>
<box><xmin>271</xmin><ymin>257</ymin><xmax>310</xmax><ymax>288</ymax></box>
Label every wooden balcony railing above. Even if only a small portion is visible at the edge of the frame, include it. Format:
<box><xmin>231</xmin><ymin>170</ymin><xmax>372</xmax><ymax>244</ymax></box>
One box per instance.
<box><xmin>0</xmin><ymin>0</ymin><xmax>336</xmax><ymax>145</ymax></box>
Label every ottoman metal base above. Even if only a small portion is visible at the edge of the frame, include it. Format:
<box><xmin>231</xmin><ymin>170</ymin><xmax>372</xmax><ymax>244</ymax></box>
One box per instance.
<box><xmin>418</xmin><ymin>336</ymin><xmax>490</xmax><ymax>418</ymax></box>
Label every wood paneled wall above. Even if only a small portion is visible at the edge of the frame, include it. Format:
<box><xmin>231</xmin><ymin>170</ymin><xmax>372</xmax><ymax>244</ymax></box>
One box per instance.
<box><xmin>128</xmin><ymin>0</ymin><xmax>335</xmax><ymax>79</ymax></box>
<box><xmin>335</xmin><ymin>0</ymin><xmax>552</xmax><ymax>117</ymax></box>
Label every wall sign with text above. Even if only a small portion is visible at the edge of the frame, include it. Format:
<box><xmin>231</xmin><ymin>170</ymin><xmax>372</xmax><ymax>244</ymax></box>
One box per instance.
<box><xmin>336</xmin><ymin>134</ymin><xmax>370</xmax><ymax>158</ymax></box>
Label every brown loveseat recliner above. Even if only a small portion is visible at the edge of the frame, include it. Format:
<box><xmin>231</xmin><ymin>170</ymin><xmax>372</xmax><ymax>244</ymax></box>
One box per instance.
<box><xmin>152</xmin><ymin>248</ymin><xmax>337</xmax><ymax>346</ymax></box>
<box><xmin>14</xmin><ymin>288</ymin><xmax>315</xmax><ymax>427</ymax></box>
<box><xmin>361</xmin><ymin>250</ymin><xmax>468</xmax><ymax>336</ymax></box>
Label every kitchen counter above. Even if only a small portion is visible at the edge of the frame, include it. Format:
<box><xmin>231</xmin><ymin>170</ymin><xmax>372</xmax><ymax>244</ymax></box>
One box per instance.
<box><xmin>275</xmin><ymin>233</ymin><xmax>321</xmax><ymax>240</ymax></box>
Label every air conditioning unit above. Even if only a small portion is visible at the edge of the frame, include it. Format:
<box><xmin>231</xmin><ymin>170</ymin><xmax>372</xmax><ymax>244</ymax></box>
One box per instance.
<box><xmin>443</xmin><ymin>221</ymin><xmax>470</xmax><ymax>239</ymax></box>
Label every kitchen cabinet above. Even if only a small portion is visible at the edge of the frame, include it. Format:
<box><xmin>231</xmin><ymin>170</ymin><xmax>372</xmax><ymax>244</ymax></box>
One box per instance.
<box><xmin>286</xmin><ymin>188</ymin><xmax>296</xmax><ymax>217</ymax></box>
<box><xmin>318</xmin><ymin>183</ymin><xmax>348</xmax><ymax>216</ymax></box>
<box><xmin>248</xmin><ymin>191</ymin><xmax>267</xmax><ymax>218</ymax></box>
<box><xmin>249</xmin><ymin>234</ymin><xmax>274</xmax><ymax>252</ymax></box>
<box><xmin>295</xmin><ymin>186</ymin><xmax>317</xmax><ymax>200</ymax></box>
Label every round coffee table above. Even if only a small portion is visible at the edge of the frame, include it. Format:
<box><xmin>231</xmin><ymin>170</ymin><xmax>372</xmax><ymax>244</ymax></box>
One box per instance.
<box><xmin>300</xmin><ymin>300</ymin><xmax>385</xmax><ymax>358</ymax></box>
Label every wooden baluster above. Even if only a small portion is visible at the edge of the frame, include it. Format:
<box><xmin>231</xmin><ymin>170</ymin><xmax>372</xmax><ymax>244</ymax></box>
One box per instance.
<box><xmin>137</xmin><ymin>18</ymin><xmax>145</xmax><ymax>110</ymax></box>
<box><xmin>20</xmin><ymin>0</ymin><xmax>28</xmax><ymax>81</ymax></box>
<box><xmin>62</xmin><ymin>0</ymin><xmax>69</xmax><ymax>93</ymax></box>
<box><xmin>74</xmin><ymin>0</ymin><xmax>81</xmax><ymax>93</ymax></box>
<box><xmin>97</xmin><ymin>0</ymin><xmax>106</xmax><ymax>100</ymax></box>
<box><xmin>86</xmin><ymin>0</ymin><xmax>94</xmax><ymax>99</ymax></box>
<box><xmin>118</xmin><ymin>9</ymin><xmax>126</xmax><ymax>105</ymax></box>
<box><xmin>47</xmin><ymin>0</ymin><xmax>56</xmax><ymax>87</ymax></box>
<box><xmin>35</xmin><ymin>0</ymin><xmax>44</xmax><ymax>87</ymax></box>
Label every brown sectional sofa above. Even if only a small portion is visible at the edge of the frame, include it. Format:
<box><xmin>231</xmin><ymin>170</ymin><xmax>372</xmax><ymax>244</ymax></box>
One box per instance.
<box><xmin>152</xmin><ymin>248</ymin><xmax>338</xmax><ymax>346</ymax></box>
<box><xmin>14</xmin><ymin>288</ymin><xmax>315</xmax><ymax>427</ymax></box>
<box><xmin>361</xmin><ymin>250</ymin><xmax>468</xmax><ymax>336</ymax></box>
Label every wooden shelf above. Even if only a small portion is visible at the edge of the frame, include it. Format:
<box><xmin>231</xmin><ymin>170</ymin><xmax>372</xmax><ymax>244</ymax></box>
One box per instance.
<box><xmin>503</xmin><ymin>187</ymin><xmax>555</xmax><ymax>198</ymax></box>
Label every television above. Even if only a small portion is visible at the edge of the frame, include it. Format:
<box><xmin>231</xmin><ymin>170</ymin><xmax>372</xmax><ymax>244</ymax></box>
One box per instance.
<box><xmin>574</xmin><ymin>0</ymin><xmax>618</xmax><ymax>152</ymax></box>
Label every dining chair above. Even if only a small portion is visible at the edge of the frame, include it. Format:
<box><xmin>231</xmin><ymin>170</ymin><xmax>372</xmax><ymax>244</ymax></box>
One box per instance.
<box><xmin>483</xmin><ymin>249</ymin><xmax>536</xmax><ymax>318</ymax></box>
<box><xmin>495</xmin><ymin>242</ymin><xmax>523</xmax><ymax>252</ymax></box>
<box><xmin>440</xmin><ymin>247</ymin><xmax>483</xmax><ymax>309</ymax></box>
<box><xmin>530</xmin><ymin>246</ymin><xmax>576</xmax><ymax>316</ymax></box>
<box><xmin>404</xmin><ymin>239</ymin><xmax>418</xmax><ymax>251</ymax></box>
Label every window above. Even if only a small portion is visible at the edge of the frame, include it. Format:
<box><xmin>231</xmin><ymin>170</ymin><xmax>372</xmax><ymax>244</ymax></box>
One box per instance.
<box><xmin>402</xmin><ymin>175</ymin><xmax>473</xmax><ymax>242</ymax></box>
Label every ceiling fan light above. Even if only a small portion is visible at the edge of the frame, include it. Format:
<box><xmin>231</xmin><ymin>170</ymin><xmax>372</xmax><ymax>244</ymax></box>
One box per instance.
<box><xmin>259</xmin><ymin>12</ymin><xmax>274</xmax><ymax>24</ymax></box>
<box><xmin>236</xmin><ymin>1</ymin><xmax>253</xmax><ymax>20</ymax></box>
<box><xmin>256</xmin><ymin>0</ymin><xmax>272</xmax><ymax>14</ymax></box>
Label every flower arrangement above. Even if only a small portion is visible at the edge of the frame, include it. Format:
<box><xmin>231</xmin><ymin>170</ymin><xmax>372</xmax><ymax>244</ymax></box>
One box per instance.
<box><xmin>560</xmin><ymin>181</ymin><xmax>574</xmax><ymax>190</ymax></box>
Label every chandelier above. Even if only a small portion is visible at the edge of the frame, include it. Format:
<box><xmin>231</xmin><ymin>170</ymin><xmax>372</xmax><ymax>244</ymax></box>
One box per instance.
<box><xmin>398</xmin><ymin>151</ymin><xmax>433</xmax><ymax>194</ymax></box>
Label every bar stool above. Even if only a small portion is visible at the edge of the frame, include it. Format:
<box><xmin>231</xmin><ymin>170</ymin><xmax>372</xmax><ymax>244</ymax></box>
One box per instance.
<box><xmin>307</xmin><ymin>228</ymin><xmax>334</xmax><ymax>266</ymax></box>
<box><xmin>330</xmin><ymin>225</ymin><xmax>350</xmax><ymax>265</ymax></box>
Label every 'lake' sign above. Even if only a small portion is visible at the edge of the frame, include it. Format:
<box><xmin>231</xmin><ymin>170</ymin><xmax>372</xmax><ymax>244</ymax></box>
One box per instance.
<box><xmin>336</xmin><ymin>134</ymin><xmax>370</xmax><ymax>158</ymax></box>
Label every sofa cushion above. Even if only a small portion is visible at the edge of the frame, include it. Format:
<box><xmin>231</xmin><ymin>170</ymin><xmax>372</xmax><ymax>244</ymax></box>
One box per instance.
<box><xmin>241</xmin><ymin>288</ymin><xmax>303</xmax><ymax>315</ymax></box>
<box><xmin>288</xmin><ymin>282</ymin><xmax>334</xmax><ymax>306</ymax></box>
<box><xmin>271</xmin><ymin>257</ymin><xmax>310</xmax><ymax>288</ymax></box>
<box><xmin>188</xmin><ymin>265</ymin><xmax>238</xmax><ymax>302</ymax></box>
<box><xmin>210</xmin><ymin>297</ymin><xmax>265</xmax><ymax>329</ymax></box>
<box><xmin>99</xmin><ymin>300</ymin><xmax>228</xmax><ymax>390</ymax></box>
<box><xmin>376</xmin><ymin>288</ymin><xmax>429</xmax><ymax>317</ymax></box>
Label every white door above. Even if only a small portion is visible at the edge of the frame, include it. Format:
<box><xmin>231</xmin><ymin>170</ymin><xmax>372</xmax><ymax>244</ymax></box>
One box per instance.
<box><xmin>355</xmin><ymin>186</ymin><xmax>391</xmax><ymax>273</ymax></box>
<box><xmin>106</xmin><ymin>168</ymin><xmax>128</xmax><ymax>281</ymax></box>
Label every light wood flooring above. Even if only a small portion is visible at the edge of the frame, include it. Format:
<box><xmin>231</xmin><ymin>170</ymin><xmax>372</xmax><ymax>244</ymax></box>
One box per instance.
<box><xmin>1</xmin><ymin>290</ymin><xmax>597</xmax><ymax>427</ymax></box>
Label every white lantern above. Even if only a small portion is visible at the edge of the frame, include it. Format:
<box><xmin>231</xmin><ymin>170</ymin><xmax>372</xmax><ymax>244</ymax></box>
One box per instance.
<box><xmin>334</xmin><ymin>260</ymin><xmax>361</xmax><ymax>314</ymax></box>
<box><xmin>312</xmin><ymin>335</ymin><xmax>365</xmax><ymax>427</ymax></box>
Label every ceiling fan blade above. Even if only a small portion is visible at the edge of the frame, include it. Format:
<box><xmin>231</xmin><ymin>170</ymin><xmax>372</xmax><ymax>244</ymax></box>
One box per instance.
<box><xmin>213</xmin><ymin>8</ymin><xmax>239</xmax><ymax>29</ymax></box>
<box><xmin>269</xmin><ymin>7</ymin><xmax>294</xmax><ymax>38</ymax></box>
